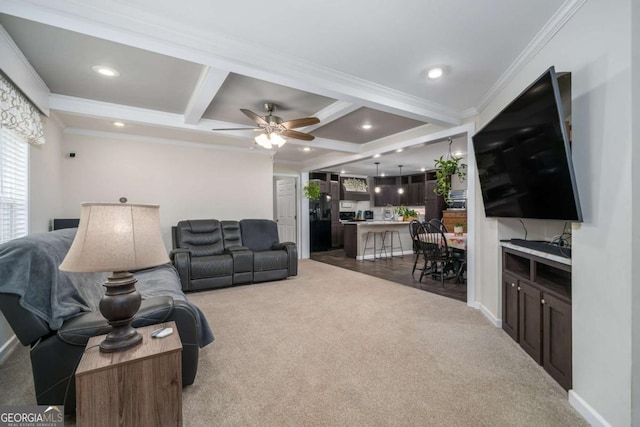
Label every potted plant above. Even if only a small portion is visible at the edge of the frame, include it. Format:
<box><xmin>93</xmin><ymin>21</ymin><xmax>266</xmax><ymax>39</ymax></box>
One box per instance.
<box><xmin>433</xmin><ymin>155</ymin><xmax>467</xmax><ymax>202</ymax></box>
<box><xmin>454</xmin><ymin>221</ymin><xmax>464</xmax><ymax>235</ymax></box>
<box><xmin>303</xmin><ymin>181</ymin><xmax>321</xmax><ymax>201</ymax></box>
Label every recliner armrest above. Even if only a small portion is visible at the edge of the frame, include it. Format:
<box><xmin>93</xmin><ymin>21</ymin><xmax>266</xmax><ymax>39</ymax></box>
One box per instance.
<box><xmin>170</xmin><ymin>250</ymin><xmax>192</xmax><ymax>291</ymax></box>
<box><xmin>169</xmin><ymin>247</ymin><xmax>191</xmax><ymax>260</ymax></box>
<box><xmin>272</xmin><ymin>242</ymin><xmax>298</xmax><ymax>276</ymax></box>
<box><xmin>57</xmin><ymin>296</ymin><xmax>174</xmax><ymax>346</ymax></box>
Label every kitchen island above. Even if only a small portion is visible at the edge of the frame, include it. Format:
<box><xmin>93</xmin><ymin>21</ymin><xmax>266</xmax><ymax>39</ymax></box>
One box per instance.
<box><xmin>343</xmin><ymin>221</ymin><xmax>414</xmax><ymax>260</ymax></box>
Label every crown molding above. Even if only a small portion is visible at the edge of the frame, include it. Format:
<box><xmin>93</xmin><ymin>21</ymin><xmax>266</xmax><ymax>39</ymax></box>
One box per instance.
<box><xmin>475</xmin><ymin>0</ymin><xmax>586</xmax><ymax>113</ymax></box>
<box><xmin>3</xmin><ymin>0</ymin><xmax>464</xmax><ymax>127</ymax></box>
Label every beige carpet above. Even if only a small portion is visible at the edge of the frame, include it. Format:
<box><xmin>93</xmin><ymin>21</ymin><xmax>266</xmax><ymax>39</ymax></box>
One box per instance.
<box><xmin>181</xmin><ymin>260</ymin><xmax>586</xmax><ymax>426</ymax></box>
<box><xmin>0</xmin><ymin>260</ymin><xmax>586</xmax><ymax>426</ymax></box>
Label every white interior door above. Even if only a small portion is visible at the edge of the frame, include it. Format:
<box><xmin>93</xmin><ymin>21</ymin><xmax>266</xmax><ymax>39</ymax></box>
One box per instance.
<box><xmin>276</xmin><ymin>178</ymin><xmax>297</xmax><ymax>244</ymax></box>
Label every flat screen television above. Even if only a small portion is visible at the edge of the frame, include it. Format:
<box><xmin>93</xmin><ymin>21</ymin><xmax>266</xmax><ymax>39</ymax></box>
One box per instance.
<box><xmin>472</xmin><ymin>66</ymin><xmax>582</xmax><ymax>221</ymax></box>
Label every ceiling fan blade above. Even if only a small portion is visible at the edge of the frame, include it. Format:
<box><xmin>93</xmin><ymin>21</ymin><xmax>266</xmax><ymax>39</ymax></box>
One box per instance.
<box><xmin>283</xmin><ymin>129</ymin><xmax>315</xmax><ymax>141</ymax></box>
<box><xmin>240</xmin><ymin>109</ymin><xmax>268</xmax><ymax>126</ymax></box>
<box><xmin>211</xmin><ymin>127</ymin><xmax>261</xmax><ymax>131</ymax></box>
<box><xmin>281</xmin><ymin>117</ymin><xmax>320</xmax><ymax>129</ymax></box>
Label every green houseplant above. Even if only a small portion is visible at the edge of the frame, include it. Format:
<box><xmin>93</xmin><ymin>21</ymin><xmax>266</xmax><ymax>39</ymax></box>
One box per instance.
<box><xmin>303</xmin><ymin>181</ymin><xmax>321</xmax><ymax>201</ymax></box>
<box><xmin>433</xmin><ymin>155</ymin><xmax>467</xmax><ymax>199</ymax></box>
<box><xmin>393</xmin><ymin>206</ymin><xmax>418</xmax><ymax>221</ymax></box>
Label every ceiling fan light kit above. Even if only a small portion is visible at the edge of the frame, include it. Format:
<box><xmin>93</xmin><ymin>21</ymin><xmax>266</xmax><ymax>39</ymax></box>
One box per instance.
<box><xmin>255</xmin><ymin>132</ymin><xmax>286</xmax><ymax>149</ymax></box>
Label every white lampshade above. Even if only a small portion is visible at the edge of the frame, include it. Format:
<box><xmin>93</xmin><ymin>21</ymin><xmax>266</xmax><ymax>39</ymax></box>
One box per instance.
<box><xmin>60</xmin><ymin>202</ymin><xmax>169</xmax><ymax>273</ymax></box>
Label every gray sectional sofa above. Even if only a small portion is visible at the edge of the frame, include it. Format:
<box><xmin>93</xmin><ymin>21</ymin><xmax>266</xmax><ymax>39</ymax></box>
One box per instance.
<box><xmin>170</xmin><ymin>219</ymin><xmax>298</xmax><ymax>292</ymax></box>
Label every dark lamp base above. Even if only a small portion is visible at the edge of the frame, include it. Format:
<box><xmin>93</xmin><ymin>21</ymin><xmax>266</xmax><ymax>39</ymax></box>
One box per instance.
<box><xmin>98</xmin><ymin>271</ymin><xmax>143</xmax><ymax>353</ymax></box>
<box><xmin>100</xmin><ymin>328</ymin><xmax>142</xmax><ymax>353</ymax></box>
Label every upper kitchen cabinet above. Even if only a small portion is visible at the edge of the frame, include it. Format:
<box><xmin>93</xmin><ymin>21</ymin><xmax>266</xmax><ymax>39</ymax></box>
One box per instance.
<box><xmin>374</xmin><ymin>173</ymin><xmax>425</xmax><ymax>206</ymax></box>
<box><xmin>373</xmin><ymin>177</ymin><xmax>399</xmax><ymax>206</ymax></box>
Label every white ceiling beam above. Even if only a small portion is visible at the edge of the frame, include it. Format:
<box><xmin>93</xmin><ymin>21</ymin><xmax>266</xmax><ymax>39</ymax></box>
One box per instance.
<box><xmin>50</xmin><ymin>94</ymin><xmax>236</xmax><ymax>132</ymax></box>
<box><xmin>301</xmin><ymin>101</ymin><xmax>360</xmax><ymax>133</ymax></box>
<box><xmin>285</xmin><ymin>137</ymin><xmax>361</xmax><ymax>154</ymax></box>
<box><xmin>183</xmin><ymin>66</ymin><xmax>229</xmax><ymax>124</ymax></box>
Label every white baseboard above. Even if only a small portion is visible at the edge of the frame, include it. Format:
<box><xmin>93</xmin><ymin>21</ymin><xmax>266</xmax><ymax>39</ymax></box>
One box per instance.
<box><xmin>568</xmin><ymin>390</ymin><xmax>612</xmax><ymax>427</ymax></box>
<box><xmin>476</xmin><ymin>302</ymin><xmax>502</xmax><ymax>327</ymax></box>
<box><xmin>0</xmin><ymin>334</ymin><xmax>18</xmax><ymax>364</ymax></box>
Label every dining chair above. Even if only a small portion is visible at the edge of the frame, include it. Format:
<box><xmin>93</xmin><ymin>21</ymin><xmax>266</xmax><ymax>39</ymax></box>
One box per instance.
<box><xmin>409</xmin><ymin>219</ymin><xmax>422</xmax><ymax>274</ymax></box>
<box><xmin>417</xmin><ymin>222</ymin><xmax>455</xmax><ymax>286</ymax></box>
<box><xmin>428</xmin><ymin>218</ymin><xmax>448</xmax><ymax>233</ymax></box>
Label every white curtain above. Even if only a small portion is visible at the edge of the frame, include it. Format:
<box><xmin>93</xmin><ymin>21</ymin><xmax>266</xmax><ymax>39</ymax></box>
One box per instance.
<box><xmin>0</xmin><ymin>73</ymin><xmax>45</xmax><ymax>145</ymax></box>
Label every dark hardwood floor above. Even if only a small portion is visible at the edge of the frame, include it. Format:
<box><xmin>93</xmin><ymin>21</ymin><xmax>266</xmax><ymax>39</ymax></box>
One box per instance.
<box><xmin>310</xmin><ymin>249</ymin><xmax>467</xmax><ymax>302</ymax></box>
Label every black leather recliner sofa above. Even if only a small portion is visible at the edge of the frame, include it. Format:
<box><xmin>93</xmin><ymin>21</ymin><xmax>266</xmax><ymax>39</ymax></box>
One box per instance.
<box><xmin>171</xmin><ymin>219</ymin><xmax>298</xmax><ymax>292</ymax></box>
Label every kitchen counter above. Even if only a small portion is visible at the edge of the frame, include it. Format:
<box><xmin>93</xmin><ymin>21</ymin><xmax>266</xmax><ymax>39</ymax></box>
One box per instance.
<box><xmin>343</xmin><ymin>221</ymin><xmax>414</xmax><ymax>259</ymax></box>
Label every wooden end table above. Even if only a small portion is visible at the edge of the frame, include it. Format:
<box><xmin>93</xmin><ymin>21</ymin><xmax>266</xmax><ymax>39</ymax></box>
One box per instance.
<box><xmin>75</xmin><ymin>321</ymin><xmax>183</xmax><ymax>426</ymax></box>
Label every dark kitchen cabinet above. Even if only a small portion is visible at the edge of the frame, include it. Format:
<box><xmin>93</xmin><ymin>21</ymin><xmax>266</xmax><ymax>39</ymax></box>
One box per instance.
<box><xmin>425</xmin><ymin>180</ymin><xmax>445</xmax><ymax>220</ymax></box>
<box><xmin>373</xmin><ymin>177</ymin><xmax>399</xmax><ymax>206</ymax></box>
<box><xmin>501</xmin><ymin>247</ymin><xmax>572</xmax><ymax>390</ymax></box>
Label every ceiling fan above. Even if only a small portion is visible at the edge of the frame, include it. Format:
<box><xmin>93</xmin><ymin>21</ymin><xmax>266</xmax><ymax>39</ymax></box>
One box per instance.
<box><xmin>212</xmin><ymin>103</ymin><xmax>320</xmax><ymax>149</ymax></box>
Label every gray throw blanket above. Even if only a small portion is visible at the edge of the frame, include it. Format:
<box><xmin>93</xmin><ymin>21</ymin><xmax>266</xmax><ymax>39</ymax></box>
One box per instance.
<box><xmin>0</xmin><ymin>228</ymin><xmax>213</xmax><ymax>347</ymax></box>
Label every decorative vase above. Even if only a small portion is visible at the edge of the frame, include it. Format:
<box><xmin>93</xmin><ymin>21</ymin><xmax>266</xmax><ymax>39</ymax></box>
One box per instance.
<box><xmin>454</xmin><ymin>225</ymin><xmax>463</xmax><ymax>235</ymax></box>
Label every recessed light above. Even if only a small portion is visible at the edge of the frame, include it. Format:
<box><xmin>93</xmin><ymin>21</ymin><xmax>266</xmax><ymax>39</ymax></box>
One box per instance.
<box><xmin>113</xmin><ymin>121</ymin><xmax>125</xmax><ymax>127</ymax></box>
<box><xmin>361</xmin><ymin>124</ymin><xmax>372</xmax><ymax>130</ymax></box>
<box><xmin>420</xmin><ymin>167</ymin><xmax>426</xmax><ymax>172</ymax></box>
<box><xmin>373</xmin><ymin>153</ymin><xmax>381</xmax><ymax>158</ymax></box>
<box><xmin>454</xmin><ymin>151</ymin><xmax>464</xmax><ymax>156</ymax></box>
<box><xmin>340</xmin><ymin>170</ymin><xmax>346</xmax><ymax>174</ymax></box>
<box><xmin>381</xmin><ymin>173</ymin><xmax>386</xmax><ymax>177</ymax></box>
<box><xmin>92</xmin><ymin>65</ymin><xmax>120</xmax><ymax>77</ymax></box>
<box><xmin>303</xmin><ymin>147</ymin><xmax>311</xmax><ymax>152</ymax></box>
<box><xmin>427</xmin><ymin>67</ymin><xmax>443</xmax><ymax>79</ymax></box>
<box><xmin>396</xmin><ymin>148</ymin><xmax>403</xmax><ymax>153</ymax></box>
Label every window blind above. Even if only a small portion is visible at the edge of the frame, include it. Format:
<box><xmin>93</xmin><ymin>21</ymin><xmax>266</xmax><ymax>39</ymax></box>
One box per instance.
<box><xmin>0</xmin><ymin>127</ymin><xmax>29</xmax><ymax>244</ymax></box>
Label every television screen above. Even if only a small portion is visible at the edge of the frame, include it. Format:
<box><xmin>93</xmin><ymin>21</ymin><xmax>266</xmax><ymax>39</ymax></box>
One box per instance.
<box><xmin>472</xmin><ymin>66</ymin><xmax>582</xmax><ymax>221</ymax></box>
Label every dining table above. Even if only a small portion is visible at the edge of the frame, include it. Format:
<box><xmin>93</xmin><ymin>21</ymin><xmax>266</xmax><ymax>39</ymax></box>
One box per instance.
<box><xmin>443</xmin><ymin>233</ymin><xmax>467</xmax><ymax>251</ymax></box>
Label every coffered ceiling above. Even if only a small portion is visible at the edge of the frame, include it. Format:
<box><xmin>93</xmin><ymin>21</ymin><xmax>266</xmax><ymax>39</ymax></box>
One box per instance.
<box><xmin>0</xmin><ymin>0</ymin><xmax>580</xmax><ymax>175</ymax></box>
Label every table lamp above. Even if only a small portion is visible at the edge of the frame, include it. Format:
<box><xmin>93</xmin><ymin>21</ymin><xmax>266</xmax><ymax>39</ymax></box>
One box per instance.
<box><xmin>59</xmin><ymin>202</ymin><xmax>169</xmax><ymax>353</ymax></box>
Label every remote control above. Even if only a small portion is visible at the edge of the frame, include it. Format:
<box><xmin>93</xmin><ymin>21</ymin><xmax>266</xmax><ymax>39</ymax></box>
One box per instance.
<box><xmin>150</xmin><ymin>327</ymin><xmax>166</xmax><ymax>337</ymax></box>
<box><xmin>154</xmin><ymin>327</ymin><xmax>173</xmax><ymax>338</ymax></box>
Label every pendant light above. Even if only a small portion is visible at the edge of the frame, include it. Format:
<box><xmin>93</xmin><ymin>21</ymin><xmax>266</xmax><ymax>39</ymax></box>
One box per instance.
<box><xmin>397</xmin><ymin>165</ymin><xmax>404</xmax><ymax>194</ymax></box>
<box><xmin>374</xmin><ymin>162</ymin><xmax>381</xmax><ymax>193</ymax></box>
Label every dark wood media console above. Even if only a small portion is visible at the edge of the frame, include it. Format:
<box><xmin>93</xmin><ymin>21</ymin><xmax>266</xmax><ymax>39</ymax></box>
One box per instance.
<box><xmin>501</xmin><ymin>246</ymin><xmax>572</xmax><ymax>390</ymax></box>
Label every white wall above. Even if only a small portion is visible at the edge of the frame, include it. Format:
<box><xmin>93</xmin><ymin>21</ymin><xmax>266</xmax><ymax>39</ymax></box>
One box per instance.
<box><xmin>474</xmin><ymin>1</ymin><xmax>633</xmax><ymax>425</ymax></box>
<box><xmin>631</xmin><ymin>1</ymin><xmax>640</xmax><ymax>425</ymax></box>
<box><xmin>60</xmin><ymin>133</ymin><xmax>275</xmax><ymax>250</ymax></box>
<box><xmin>30</xmin><ymin>117</ymin><xmax>64</xmax><ymax>232</ymax></box>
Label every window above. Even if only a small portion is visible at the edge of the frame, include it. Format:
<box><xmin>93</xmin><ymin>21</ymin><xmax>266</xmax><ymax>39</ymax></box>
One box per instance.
<box><xmin>0</xmin><ymin>127</ymin><xmax>29</xmax><ymax>244</ymax></box>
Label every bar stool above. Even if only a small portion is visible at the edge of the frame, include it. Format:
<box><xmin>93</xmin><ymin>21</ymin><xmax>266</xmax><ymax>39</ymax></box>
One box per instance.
<box><xmin>362</xmin><ymin>230</ymin><xmax>387</xmax><ymax>261</ymax></box>
<box><xmin>382</xmin><ymin>229</ymin><xmax>404</xmax><ymax>258</ymax></box>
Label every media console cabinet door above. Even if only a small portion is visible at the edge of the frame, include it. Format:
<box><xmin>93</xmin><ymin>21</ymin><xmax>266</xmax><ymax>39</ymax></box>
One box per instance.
<box><xmin>76</xmin><ymin>322</ymin><xmax>183</xmax><ymax>427</ymax></box>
